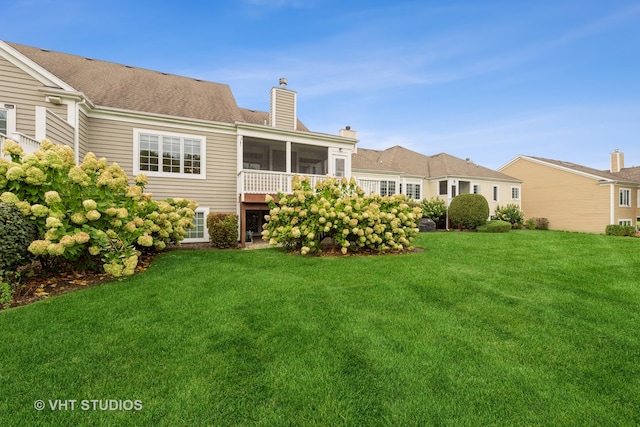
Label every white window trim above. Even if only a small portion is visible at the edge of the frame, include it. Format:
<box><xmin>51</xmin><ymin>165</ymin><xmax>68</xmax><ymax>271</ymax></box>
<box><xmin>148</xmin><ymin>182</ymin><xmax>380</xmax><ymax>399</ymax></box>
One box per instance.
<box><xmin>403</xmin><ymin>181</ymin><xmax>422</xmax><ymax>200</ymax></box>
<box><xmin>511</xmin><ymin>186</ymin><xmax>520</xmax><ymax>200</ymax></box>
<box><xmin>379</xmin><ymin>179</ymin><xmax>397</xmax><ymax>197</ymax></box>
<box><xmin>133</xmin><ymin>128</ymin><xmax>206</xmax><ymax>179</ymax></box>
<box><xmin>183</xmin><ymin>207</ymin><xmax>210</xmax><ymax>243</ymax></box>
<box><xmin>618</xmin><ymin>219</ymin><xmax>632</xmax><ymax>226</ymax></box>
<box><xmin>472</xmin><ymin>183</ymin><xmax>481</xmax><ymax>194</ymax></box>
<box><xmin>619</xmin><ymin>188</ymin><xmax>631</xmax><ymax>207</ymax></box>
<box><xmin>0</xmin><ymin>102</ymin><xmax>17</xmax><ymax>137</ymax></box>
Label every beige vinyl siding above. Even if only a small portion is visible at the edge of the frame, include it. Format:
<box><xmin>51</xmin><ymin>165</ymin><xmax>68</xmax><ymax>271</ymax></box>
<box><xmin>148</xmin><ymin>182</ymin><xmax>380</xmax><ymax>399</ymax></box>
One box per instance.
<box><xmin>86</xmin><ymin>117</ymin><xmax>237</xmax><ymax>211</ymax></box>
<box><xmin>0</xmin><ymin>55</ymin><xmax>44</xmax><ymax>137</ymax></box>
<box><xmin>501</xmin><ymin>158</ymin><xmax>610</xmax><ymax>233</ymax></box>
<box><xmin>270</xmin><ymin>88</ymin><xmax>296</xmax><ymax>130</ymax></box>
<box><xmin>613</xmin><ymin>185</ymin><xmax>638</xmax><ymax>227</ymax></box>
<box><xmin>45</xmin><ymin>109</ymin><xmax>74</xmax><ymax>147</ymax></box>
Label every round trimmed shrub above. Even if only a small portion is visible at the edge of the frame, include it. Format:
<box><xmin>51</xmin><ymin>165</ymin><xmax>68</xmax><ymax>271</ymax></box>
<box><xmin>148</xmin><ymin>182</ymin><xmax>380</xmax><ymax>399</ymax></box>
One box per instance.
<box><xmin>448</xmin><ymin>194</ymin><xmax>490</xmax><ymax>230</ymax></box>
<box><xmin>0</xmin><ymin>202</ymin><xmax>37</xmax><ymax>275</ymax></box>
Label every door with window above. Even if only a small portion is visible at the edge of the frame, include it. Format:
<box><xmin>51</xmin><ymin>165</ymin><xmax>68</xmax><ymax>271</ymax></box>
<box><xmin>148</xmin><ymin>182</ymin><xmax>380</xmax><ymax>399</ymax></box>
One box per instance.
<box><xmin>331</xmin><ymin>152</ymin><xmax>349</xmax><ymax>178</ymax></box>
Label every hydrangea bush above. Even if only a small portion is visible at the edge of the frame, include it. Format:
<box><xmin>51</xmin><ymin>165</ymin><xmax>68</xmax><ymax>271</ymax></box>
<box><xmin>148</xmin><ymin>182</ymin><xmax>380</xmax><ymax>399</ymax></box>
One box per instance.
<box><xmin>262</xmin><ymin>176</ymin><xmax>422</xmax><ymax>255</ymax></box>
<box><xmin>1</xmin><ymin>139</ymin><xmax>197</xmax><ymax>276</ymax></box>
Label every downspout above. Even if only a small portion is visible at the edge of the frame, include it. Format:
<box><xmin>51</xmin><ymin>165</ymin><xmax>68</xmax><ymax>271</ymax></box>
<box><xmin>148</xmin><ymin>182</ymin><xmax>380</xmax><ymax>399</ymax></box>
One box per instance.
<box><xmin>73</xmin><ymin>99</ymin><xmax>87</xmax><ymax>165</ymax></box>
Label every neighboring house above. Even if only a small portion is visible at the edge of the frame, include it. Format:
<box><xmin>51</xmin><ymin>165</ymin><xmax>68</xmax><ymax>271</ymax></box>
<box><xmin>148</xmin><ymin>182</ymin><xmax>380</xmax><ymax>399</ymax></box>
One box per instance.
<box><xmin>352</xmin><ymin>145</ymin><xmax>522</xmax><ymax>217</ymax></box>
<box><xmin>499</xmin><ymin>150</ymin><xmax>640</xmax><ymax>233</ymax></box>
<box><xmin>0</xmin><ymin>40</ymin><xmax>358</xmax><ymax>246</ymax></box>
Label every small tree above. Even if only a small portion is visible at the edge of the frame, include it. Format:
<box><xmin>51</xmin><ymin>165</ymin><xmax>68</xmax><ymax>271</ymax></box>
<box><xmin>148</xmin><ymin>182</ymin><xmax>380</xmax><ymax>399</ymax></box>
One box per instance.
<box><xmin>448</xmin><ymin>194</ymin><xmax>489</xmax><ymax>230</ymax></box>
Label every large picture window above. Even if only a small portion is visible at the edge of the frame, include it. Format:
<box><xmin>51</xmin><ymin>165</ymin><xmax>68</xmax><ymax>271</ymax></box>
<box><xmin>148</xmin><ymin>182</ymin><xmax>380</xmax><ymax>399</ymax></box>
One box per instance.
<box><xmin>135</xmin><ymin>129</ymin><xmax>205</xmax><ymax>179</ymax></box>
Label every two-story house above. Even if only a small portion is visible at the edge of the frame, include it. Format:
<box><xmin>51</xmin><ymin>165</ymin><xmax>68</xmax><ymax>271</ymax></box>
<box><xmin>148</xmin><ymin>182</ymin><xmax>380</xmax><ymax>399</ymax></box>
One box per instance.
<box><xmin>0</xmin><ymin>40</ymin><xmax>358</xmax><ymax>246</ymax></box>
<box><xmin>500</xmin><ymin>150</ymin><xmax>640</xmax><ymax>233</ymax></box>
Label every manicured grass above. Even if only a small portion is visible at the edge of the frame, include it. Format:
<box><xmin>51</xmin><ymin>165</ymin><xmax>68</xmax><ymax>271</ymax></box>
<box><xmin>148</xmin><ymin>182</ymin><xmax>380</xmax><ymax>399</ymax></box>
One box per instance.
<box><xmin>1</xmin><ymin>231</ymin><xmax>639</xmax><ymax>426</ymax></box>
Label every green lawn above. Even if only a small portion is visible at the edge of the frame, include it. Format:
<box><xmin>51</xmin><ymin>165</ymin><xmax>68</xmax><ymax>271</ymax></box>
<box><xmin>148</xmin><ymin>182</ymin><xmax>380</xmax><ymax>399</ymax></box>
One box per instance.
<box><xmin>1</xmin><ymin>231</ymin><xmax>639</xmax><ymax>426</ymax></box>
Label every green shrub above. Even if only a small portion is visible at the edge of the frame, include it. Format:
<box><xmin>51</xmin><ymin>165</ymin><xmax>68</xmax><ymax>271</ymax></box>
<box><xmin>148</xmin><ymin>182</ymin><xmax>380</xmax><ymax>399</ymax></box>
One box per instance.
<box><xmin>420</xmin><ymin>197</ymin><xmax>447</xmax><ymax>226</ymax></box>
<box><xmin>477</xmin><ymin>220</ymin><xmax>512</xmax><ymax>233</ymax></box>
<box><xmin>0</xmin><ymin>281</ymin><xmax>12</xmax><ymax>310</ymax></box>
<box><xmin>262</xmin><ymin>176</ymin><xmax>421</xmax><ymax>255</ymax></box>
<box><xmin>448</xmin><ymin>194</ymin><xmax>490</xmax><ymax>230</ymax></box>
<box><xmin>605</xmin><ymin>224</ymin><xmax>636</xmax><ymax>237</ymax></box>
<box><xmin>495</xmin><ymin>204</ymin><xmax>524</xmax><ymax>228</ymax></box>
<box><xmin>0</xmin><ymin>202</ymin><xmax>37</xmax><ymax>276</ymax></box>
<box><xmin>525</xmin><ymin>218</ymin><xmax>536</xmax><ymax>230</ymax></box>
<box><xmin>207</xmin><ymin>213</ymin><xmax>238</xmax><ymax>248</ymax></box>
<box><xmin>1</xmin><ymin>139</ymin><xmax>197</xmax><ymax>277</ymax></box>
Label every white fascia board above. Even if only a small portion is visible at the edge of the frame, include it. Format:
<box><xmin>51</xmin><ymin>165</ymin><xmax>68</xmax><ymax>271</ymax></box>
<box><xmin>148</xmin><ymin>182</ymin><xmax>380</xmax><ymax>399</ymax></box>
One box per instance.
<box><xmin>0</xmin><ymin>41</ymin><xmax>76</xmax><ymax>91</ymax></box>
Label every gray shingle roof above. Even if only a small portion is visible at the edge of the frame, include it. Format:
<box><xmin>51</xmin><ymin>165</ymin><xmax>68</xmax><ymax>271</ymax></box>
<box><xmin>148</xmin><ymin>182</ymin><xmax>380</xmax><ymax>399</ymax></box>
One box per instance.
<box><xmin>353</xmin><ymin>145</ymin><xmax>520</xmax><ymax>181</ymax></box>
<box><xmin>8</xmin><ymin>41</ymin><xmax>308</xmax><ymax>129</ymax></box>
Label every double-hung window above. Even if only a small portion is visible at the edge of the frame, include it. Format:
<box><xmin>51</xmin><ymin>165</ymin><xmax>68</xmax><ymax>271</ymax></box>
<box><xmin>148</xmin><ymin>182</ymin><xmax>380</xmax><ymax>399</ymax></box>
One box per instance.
<box><xmin>511</xmin><ymin>187</ymin><xmax>520</xmax><ymax>200</ymax></box>
<box><xmin>135</xmin><ymin>129</ymin><xmax>205</xmax><ymax>179</ymax></box>
<box><xmin>619</xmin><ymin>189</ymin><xmax>631</xmax><ymax>207</ymax></box>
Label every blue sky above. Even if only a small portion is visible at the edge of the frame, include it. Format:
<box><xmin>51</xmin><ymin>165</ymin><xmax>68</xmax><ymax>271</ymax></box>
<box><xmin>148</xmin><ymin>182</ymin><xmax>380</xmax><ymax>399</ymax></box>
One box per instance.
<box><xmin>3</xmin><ymin>0</ymin><xmax>639</xmax><ymax>170</ymax></box>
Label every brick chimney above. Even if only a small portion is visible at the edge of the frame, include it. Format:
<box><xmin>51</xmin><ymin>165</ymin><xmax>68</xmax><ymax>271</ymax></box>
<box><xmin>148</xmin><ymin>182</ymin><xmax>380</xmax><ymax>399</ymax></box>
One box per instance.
<box><xmin>610</xmin><ymin>148</ymin><xmax>624</xmax><ymax>173</ymax></box>
<box><xmin>269</xmin><ymin>78</ymin><xmax>297</xmax><ymax>130</ymax></box>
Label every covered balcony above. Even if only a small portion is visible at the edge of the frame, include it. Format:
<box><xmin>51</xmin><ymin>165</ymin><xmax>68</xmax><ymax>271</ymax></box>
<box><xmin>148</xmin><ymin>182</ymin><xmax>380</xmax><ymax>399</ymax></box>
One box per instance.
<box><xmin>237</xmin><ymin>136</ymin><xmax>352</xmax><ymax>247</ymax></box>
<box><xmin>238</xmin><ymin>137</ymin><xmax>343</xmax><ymax>202</ymax></box>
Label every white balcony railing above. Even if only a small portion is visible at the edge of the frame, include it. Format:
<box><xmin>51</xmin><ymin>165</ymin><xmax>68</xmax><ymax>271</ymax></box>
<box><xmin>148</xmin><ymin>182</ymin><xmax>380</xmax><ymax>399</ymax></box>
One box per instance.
<box><xmin>1</xmin><ymin>133</ymin><xmax>41</xmax><ymax>157</ymax></box>
<box><xmin>239</xmin><ymin>170</ymin><xmax>328</xmax><ymax>198</ymax></box>
<box><xmin>238</xmin><ymin>170</ymin><xmax>386</xmax><ymax>201</ymax></box>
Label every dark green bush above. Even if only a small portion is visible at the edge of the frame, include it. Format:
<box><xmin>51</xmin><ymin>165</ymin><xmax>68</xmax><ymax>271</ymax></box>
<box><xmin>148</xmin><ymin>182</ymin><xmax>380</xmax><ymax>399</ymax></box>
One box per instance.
<box><xmin>448</xmin><ymin>194</ymin><xmax>490</xmax><ymax>230</ymax></box>
<box><xmin>477</xmin><ymin>220</ymin><xmax>512</xmax><ymax>233</ymax></box>
<box><xmin>495</xmin><ymin>204</ymin><xmax>524</xmax><ymax>228</ymax></box>
<box><xmin>525</xmin><ymin>218</ymin><xmax>536</xmax><ymax>230</ymax></box>
<box><xmin>605</xmin><ymin>224</ymin><xmax>636</xmax><ymax>237</ymax></box>
<box><xmin>0</xmin><ymin>202</ymin><xmax>37</xmax><ymax>277</ymax></box>
<box><xmin>207</xmin><ymin>213</ymin><xmax>239</xmax><ymax>248</ymax></box>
